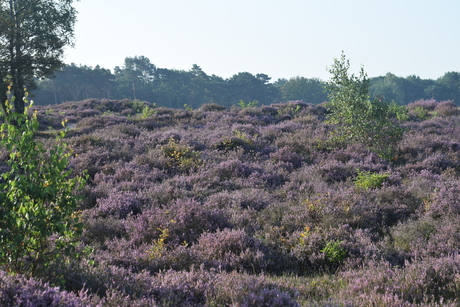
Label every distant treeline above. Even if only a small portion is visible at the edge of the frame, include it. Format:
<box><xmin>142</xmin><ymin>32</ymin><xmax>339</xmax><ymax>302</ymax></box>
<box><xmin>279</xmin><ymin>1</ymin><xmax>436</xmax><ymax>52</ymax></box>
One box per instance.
<box><xmin>32</xmin><ymin>55</ymin><xmax>460</xmax><ymax>107</ymax></box>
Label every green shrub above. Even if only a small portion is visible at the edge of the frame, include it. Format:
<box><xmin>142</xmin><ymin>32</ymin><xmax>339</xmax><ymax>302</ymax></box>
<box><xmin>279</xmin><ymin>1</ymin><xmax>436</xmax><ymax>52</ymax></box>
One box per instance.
<box><xmin>321</xmin><ymin>240</ymin><xmax>347</xmax><ymax>264</ymax></box>
<box><xmin>354</xmin><ymin>169</ymin><xmax>389</xmax><ymax>189</ymax></box>
<box><xmin>390</xmin><ymin>217</ymin><xmax>436</xmax><ymax>253</ymax></box>
<box><xmin>141</xmin><ymin>105</ymin><xmax>157</xmax><ymax>118</ymax></box>
<box><xmin>413</xmin><ymin>106</ymin><xmax>429</xmax><ymax>120</ymax></box>
<box><xmin>161</xmin><ymin>138</ymin><xmax>202</xmax><ymax>172</ymax></box>
<box><xmin>237</xmin><ymin>100</ymin><xmax>259</xmax><ymax>108</ymax></box>
<box><xmin>388</xmin><ymin>101</ymin><xmax>409</xmax><ymax>122</ymax></box>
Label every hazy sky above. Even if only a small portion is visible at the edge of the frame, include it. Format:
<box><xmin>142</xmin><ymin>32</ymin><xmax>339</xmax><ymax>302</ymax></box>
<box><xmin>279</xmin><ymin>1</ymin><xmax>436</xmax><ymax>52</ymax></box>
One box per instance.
<box><xmin>64</xmin><ymin>0</ymin><xmax>460</xmax><ymax>81</ymax></box>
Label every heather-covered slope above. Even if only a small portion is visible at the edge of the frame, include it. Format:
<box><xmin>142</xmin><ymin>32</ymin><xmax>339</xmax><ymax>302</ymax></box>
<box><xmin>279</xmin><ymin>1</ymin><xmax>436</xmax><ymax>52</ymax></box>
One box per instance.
<box><xmin>2</xmin><ymin>98</ymin><xmax>460</xmax><ymax>306</ymax></box>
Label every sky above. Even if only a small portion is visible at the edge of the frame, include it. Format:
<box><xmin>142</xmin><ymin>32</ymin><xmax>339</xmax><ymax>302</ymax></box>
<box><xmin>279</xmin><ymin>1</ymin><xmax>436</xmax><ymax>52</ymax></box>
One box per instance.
<box><xmin>64</xmin><ymin>0</ymin><xmax>460</xmax><ymax>82</ymax></box>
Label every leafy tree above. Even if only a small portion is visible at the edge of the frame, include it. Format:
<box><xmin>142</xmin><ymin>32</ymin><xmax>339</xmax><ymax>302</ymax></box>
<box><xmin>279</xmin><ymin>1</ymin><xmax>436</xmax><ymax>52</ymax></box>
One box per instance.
<box><xmin>0</xmin><ymin>94</ymin><xmax>86</xmax><ymax>276</ymax></box>
<box><xmin>187</xmin><ymin>64</ymin><xmax>212</xmax><ymax>108</ymax></box>
<box><xmin>280</xmin><ymin>76</ymin><xmax>327</xmax><ymax>104</ymax></box>
<box><xmin>433</xmin><ymin>72</ymin><xmax>460</xmax><ymax>103</ymax></box>
<box><xmin>206</xmin><ymin>74</ymin><xmax>231</xmax><ymax>106</ymax></box>
<box><xmin>114</xmin><ymin>56</ymin><xmax>156</xmax><ymax>101</ymax></box>
<box><xmin>325</xmin><ymin>52</ymin><xmax>404</xmax><ymax>160</ymax></box>
<box><xmin>154</xmin><ymin>68</ymin><xmax>191</xmax><ymax>108</ymax></box>
<box><xmin>33</xmin><ymin>64</ymin><xmax>115</xmax><ymax>104</ymax></box>
<box><xmin>227</xmin><ymin>72</ymin><xmax>278</xmax><ymax>105</ymax></box>
<box><xmin>405</xmin><ymin>75</ymin><xmax>435</xmax><ymax>103</ymax></box>
<box><xmin>369</xmin><ymin>73</ymin><xmax>407</xmax><ymax>104</ymax></box>
<box><xmin>0</xmin><ymin>0</ymin><xmax>78</xmax><ymax>116</ymax></box>
<box><xmin>369</xmin><ymin>73</ymin><xmax>435</xmax><ymax>104</ymax></box>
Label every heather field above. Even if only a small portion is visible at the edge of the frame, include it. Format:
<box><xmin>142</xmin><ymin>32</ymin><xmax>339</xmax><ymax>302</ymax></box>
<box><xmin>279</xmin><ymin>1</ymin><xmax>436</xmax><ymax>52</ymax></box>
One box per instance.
<box><xmin>3</xmin><ymin>98</ymin><xmax>460</xmax><ymax>306</ymax></box>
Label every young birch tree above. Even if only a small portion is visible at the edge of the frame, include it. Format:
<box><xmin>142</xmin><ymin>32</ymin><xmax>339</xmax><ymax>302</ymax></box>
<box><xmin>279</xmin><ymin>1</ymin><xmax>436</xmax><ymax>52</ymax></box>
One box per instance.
<box><xmin>326</xmin><ymin>52</ymin><xmax>405</xmax><ymax>160</ymax></box>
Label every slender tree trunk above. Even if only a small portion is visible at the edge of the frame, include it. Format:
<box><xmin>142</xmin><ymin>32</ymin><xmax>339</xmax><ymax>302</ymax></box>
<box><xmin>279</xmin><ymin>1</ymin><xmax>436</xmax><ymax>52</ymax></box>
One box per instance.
<box><xmin>8</xmin><ymin>0</ymin><xmax>25</xmax><ymax>116</ymax></box>
<box><xmin>132</xmin><ymin>82</ymin><xmax>136</xmax><ymax>100</ymax></box>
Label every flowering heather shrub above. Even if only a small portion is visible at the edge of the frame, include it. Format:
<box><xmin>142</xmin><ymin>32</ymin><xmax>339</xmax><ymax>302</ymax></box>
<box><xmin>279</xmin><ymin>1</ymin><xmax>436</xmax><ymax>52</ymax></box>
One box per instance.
<box><xmin>149</xmin><ymin>268</ymin><xmax>210</xmax><ymax>306</ymax></box>
<box><xmin>213</xmin><ymin>159</ymin><xmax>256</xmax><ymax>179</ymax></box>
<box><xmin>211</xmin><ymin>271</ymin><xmax>300</xmax><ymax>307</ymax></box>
<box><xmin>76</xmin><ymin>108</ymin><xmax>102</xmax><ymax>118</ymax></box>
<box><xmin>96</xmin><ymin>289</ymin><xmax>158</xmax><ymax>307</ymax></box>
<box><xmin>124</xmin><ymin>198</ymin><xmax>229</xmax><ymax>247</ymax></box>
<box><xmin>316</xmin><ymin>159</ymin><xmax>358</xmax><ymax>183</ymax></box>
<box><xmin>407</xmin><ymin>98</ymin><xmax>438</xmax><ymax>111</ymax></box>
<box><xmin>68</xmin><ymin>262</ymin><xmax>155</xmax><ymax>298</ymax></box>
<box><xmin>322</xmin><ymin>144</ymin><xmax>386</xmax><ymax>165</ymax></box>
<box><xmin>290</xmin><ymin>227</ymin><xmax>328</xmax><ymax>273</ymax></box>
<box><xmin>409</xmin><ymin>153</ymin><xmax>456</xmax><ymax>174</ymax></box>
<box><xmin>193</xmin><ymin>228</ymin><xmax>270</xmax><ymax>272</ymax></box>
<box><xmin>434</xmin><ymin>100</ymin><xmax>458</xmax><ymax>115</ymax></box>
<box><xmin>82</xmin><ymin>215</ymin><xmax>127</xmax><ymax>244</ymax></box>
<box><xmin>288</xmin><ymin>224</ymin><xmax>390</xmax><ymax>274</ymax></box>
<box><xmin>33</xmin><ymin>107</ymin><xmax>68</xmax><ymax>130</ymax></box>
<box><xmin>95</xmin><ymin>162</ymin><xmax>165</xmax><ymax>190</ymax></box>
<box><xmin>93</xmin><ymin>190</ymin><xmax>143</xmax><ymax>219</ymax></box>
<box><xmin>92</xmin><ymin>237</ymin><xmax>196</xmax><ymax>274</ymax></box>
<box><xmin>270</xmin><ymin>146</ymin><xmax>303</xmax><ymax>169</ymax></box>
<box><xmin>10</xmin><ymin>98</ymin><xmax>460</xmax><ymax>305</ymax></box>
<box><xmin>133</xmin><ymin>147</ymin><xmax>172</xmax><ymax>170</ymax></box>
<box><xmin>390</xmin><ymin>217</ymin><xmax>437</xmax><ymax>255</ymax></box>
<box><xmin>195</xmin><ymin>159</ymin><xmax>286</xmax><ymax>192</ymax></box>
<box><xmin>151</xmin><ymin>268</ymin><xmax>299</xmax><ymax>307</ymax></box>
<box><xmin>99</xmin><ymin>122</ymin><xmax>142</xmax><ymax>138</ymax></box>
<box><xmin>75</xmin><ymin>114</ymin><xmax>129</xmax><ymax>132</ymax></box>
<box><xmin>305</xmin><ymin>186</ymin><xmax>419</xmax><ymax>233</ymax></box>
<box><xmin>424</xmin><ymin>216</ymin><xmax>460</xmax><ymax>257</ymax></box>
<box><xmin>271</xmin><ymin>123</ymin><xmax>327</xmax><ymax>158</ymax></box>
<box><xmin>403</xmin><ymin>169</ymin><xmax>442</xmax><ymax>200</ymax></box>
<box><xmin>69</xmin><ymin>148</ymin><xmax>112</xmax><ymax>179</ymax></box>
<box><xmin>426</xmin><ymin>184</ymin><xmax>460</xmax><ymax>218</ymax></box>
<box><xmin>342</xmin><ymin>228</ymin><xmax>395</xmax><ymax>268</ymax></box>
<box><xmin>340</xmin><ymin>256</ymin><xmax>460</xmax><ymax>306</ymax></box>
<box><xmin>397</xmin><ymin>124</ymin><xmax>460</xmax><ymax>171</ymax></box>
<box><xmin>204</xmin><ymin>188</ymin><xmax>275</xmax><ymax>213</ymax></box>
<box><xmin>213</xmin><ymin>134</ymin><xmax>257</xmax><ymax>153</ymax></box>
<box><xmin>258</xmin><ymin>105</ymin><xmax>280</xmax><ymax>117</ymax></box>
<box><xmin>199</xmin><ymin>103</ymin><xmax>228</xmax><ymax>112</ymax></box>
<box><xmin>0</xmin><ymin>270</ymin><xmax>92</xmax><ymax>306</ymax></box>
<box><xmin>149</xmin><ymin>129</ymin><xmax>182</xmax><ymax>145</ymax></box>
<box><xmin>164</xmin><ymin>198</ymin><xmax>229</xmax><ymax>244</ymax></box>
<box><xmin>390</xmin><ymin>216</ymin><xmax>460</xmax><ymax>258</ymax></box>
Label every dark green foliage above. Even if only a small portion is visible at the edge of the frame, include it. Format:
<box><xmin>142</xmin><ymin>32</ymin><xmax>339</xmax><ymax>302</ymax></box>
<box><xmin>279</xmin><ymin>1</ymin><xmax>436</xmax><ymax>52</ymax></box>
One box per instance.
<box><xmin>0</xmin><ymin>0</ymin><xmax>77</xmax><ymax>115</ymax></box>
<box><xmin>31</xmin><ymin>54</ymin><xmax>460</xmax><ymax>111</ymax></box>
<box><xmin>280</xmin><ymin>76</ymin><xmax>327</xmax><ymax>104</ymax></box>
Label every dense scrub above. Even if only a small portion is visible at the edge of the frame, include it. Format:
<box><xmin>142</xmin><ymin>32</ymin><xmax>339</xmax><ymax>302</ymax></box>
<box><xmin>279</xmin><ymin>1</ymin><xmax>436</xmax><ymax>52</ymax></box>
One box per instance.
<box><xmin>2</xmin><ymin>98</ymin><xmax>460</xmax><ymax>306</ymax></box>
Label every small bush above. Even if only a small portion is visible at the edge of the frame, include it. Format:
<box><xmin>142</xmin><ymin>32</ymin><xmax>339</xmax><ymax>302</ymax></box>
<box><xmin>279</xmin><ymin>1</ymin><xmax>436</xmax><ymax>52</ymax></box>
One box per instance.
<box><xmin>354</xmin><ymin>169</ymin><xmax>389</xmax><ymax>189</ymax></box>
<box><xmin>161</xmin><ymin>138</ymin><xmax>202</xmax><ymax>172</ymax></box>
<box><xmin>193</xmin><ymin>229</ymin><xmax>270</xmax><ymax>273</ymax></box>
<box><xmin>0</xmin><ymin>270</ymin><xmax>93</xmax><ymax>307</ymax></box>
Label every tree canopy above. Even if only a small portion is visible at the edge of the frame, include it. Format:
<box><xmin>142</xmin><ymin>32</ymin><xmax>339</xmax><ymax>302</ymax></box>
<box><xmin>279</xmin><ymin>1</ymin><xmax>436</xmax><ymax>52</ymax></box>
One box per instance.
<box><xmin>0</xmin><ymin>0</ymin><xmax>77</xmax><ymax>116</ymax></box>
<box><xmin>30</xmin><ymin>55</ymin><xmax>460</xmax><ymax>108</ymax></box>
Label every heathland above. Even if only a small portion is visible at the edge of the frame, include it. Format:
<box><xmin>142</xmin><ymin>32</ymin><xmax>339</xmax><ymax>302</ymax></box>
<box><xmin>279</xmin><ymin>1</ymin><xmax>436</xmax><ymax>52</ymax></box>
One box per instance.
<box><xmin>2</xmin><ymin>97</ymin><xmax>460</xmax><ymax>306</ymax></box>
